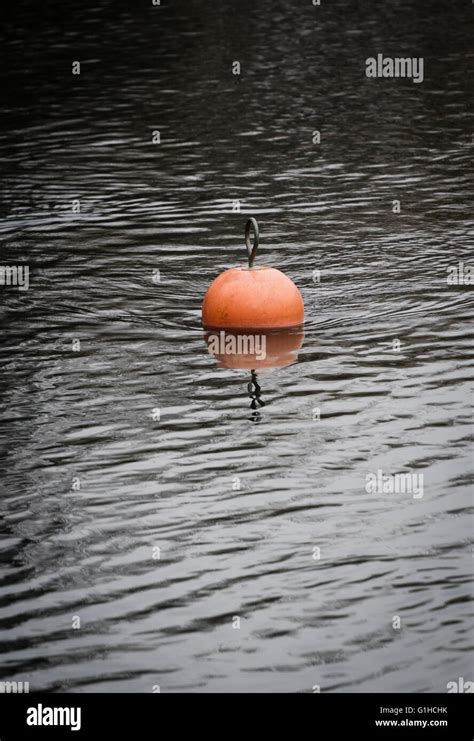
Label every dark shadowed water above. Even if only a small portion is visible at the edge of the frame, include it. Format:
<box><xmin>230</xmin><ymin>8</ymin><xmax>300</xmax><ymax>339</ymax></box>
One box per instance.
<box><xmin>0</xmin><ymin>0</ymin><xmax>472</xmax><ymax>692</ymax></box>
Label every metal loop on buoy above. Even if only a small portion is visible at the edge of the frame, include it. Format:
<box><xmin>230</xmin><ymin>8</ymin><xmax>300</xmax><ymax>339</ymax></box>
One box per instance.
<box><xmin>245</xmin><ymin>218</ymin><xmax>259</xmax><ymax>268</ymax></box>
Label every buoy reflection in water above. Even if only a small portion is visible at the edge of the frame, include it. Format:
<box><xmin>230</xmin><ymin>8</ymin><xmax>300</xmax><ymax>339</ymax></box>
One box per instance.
<box><xmin>204</xmin><ymin>327</ymin><xmax>304</xmax><ymax>422</ymax></box>
<box><xmin>204</xmin><ymin>328</ymin><xmax>304</xmax><ymax>370</ymax></box>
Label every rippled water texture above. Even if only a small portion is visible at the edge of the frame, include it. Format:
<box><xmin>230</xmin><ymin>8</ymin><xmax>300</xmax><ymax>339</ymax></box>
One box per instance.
<box><xmin>0</xmin><ymin>0</ymin><xmax>472</xmax><ymax>692</ymax></box>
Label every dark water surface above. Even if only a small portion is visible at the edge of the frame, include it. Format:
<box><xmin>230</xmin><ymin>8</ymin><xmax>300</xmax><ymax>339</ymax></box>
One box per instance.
<box><xmin>0</xmin><ymin>0</ymin><xmax>472</xmax><ymax>692</ymax></box>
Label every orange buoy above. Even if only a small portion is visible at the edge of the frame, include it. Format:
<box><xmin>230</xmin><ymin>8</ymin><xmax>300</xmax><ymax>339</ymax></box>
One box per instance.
<box><xmin>202</xmin><ymin>219</ymin><xmax>304</xmax><ymax>330</ymax></box>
